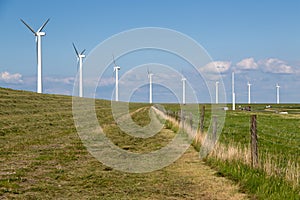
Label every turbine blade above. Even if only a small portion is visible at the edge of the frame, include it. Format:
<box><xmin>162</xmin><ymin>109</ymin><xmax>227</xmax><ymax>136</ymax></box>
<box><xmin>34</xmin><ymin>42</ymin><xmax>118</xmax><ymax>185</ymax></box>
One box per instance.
<box><xmin>20</xmin><ymin>19</ymin><xmax>36</xmax><ymax>34</ymax></box>
<box><xmin>38</xmin><ymin>18</ymin><xmax>50</xmax><ymax>32</ymax></box>
<box><xmin>72</xmin><ymin>43</ymin><xmax>79</xmax><ymax>57</ymax></box>
<box><xmin>112</xmin><ymin>54</ymin><xmax>116</xmax><ymax>66</ymax></box>
<box><xmin>80</xmin><ymin>49</ymin><xmax>86</xmax><ymax>55</ymax></box>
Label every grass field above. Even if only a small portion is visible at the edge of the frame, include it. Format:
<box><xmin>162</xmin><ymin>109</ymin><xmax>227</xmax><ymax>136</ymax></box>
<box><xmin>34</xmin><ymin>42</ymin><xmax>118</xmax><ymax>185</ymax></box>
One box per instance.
<box><xmin>1</xmin><ymin>87</ymin><xmax>299</xmax><ymax>199</ymax></box>
<box><xmin>161</xmin><ymin>103</ymin><xmax>300</xmax><ymax>199</ymax></box>
<box><xmin>0</xmin><ymin>87</ymin><xmax>248</xmax><ymax>199</ymax></box>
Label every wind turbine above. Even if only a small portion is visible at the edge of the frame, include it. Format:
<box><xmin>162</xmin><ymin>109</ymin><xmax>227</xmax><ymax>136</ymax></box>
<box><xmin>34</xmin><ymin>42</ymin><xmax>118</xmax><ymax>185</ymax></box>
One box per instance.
<box><xmin>215</xmin><ymin>81</ymin><xmax>219</xmax><ymax>104</ymax></box>
<box><xmin>20</xmin><ymin>18</ymin><xmax>50</xmax><ymax>93</ymax></box>
<box><xmin>232</xmin><ymin>72</ymin><xmax>236</xmax><ymax>110</ymax></box>
<box><xmin>247</xmin><ymin>81</ymin><xmax>251</xmax><ymax>104</ymax></box>
<box><xmin>147</xmin><ymin>69</ymin><xmax>153</xmax><ymax>104</ymax></box>
<box><xmin>72</xmin><ymin>43</ymin><xmax>86</xmax><ymax>97</ymax></box>
<box><xmin>113</xmin><ymin>56</ymin><xmax>120</xmax><ymax>101</ymax></box>
<box><xmin>181</xmin><ymin>75</ymin><xmax>186</xmax><ymax>105</ymax></box>
<box><xmin>276</xmin><ymin>83</ymin><xmax>280</xmax><ymax>104</ymax></box>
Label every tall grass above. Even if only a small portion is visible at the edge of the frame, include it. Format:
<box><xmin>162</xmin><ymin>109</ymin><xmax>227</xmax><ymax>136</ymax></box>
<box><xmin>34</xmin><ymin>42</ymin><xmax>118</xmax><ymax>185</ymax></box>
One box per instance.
<box><xmin>155</xmin><ymin>105</ymin><xmax>300</xmax><ymax>199</ymax></box>
<box><xmin>210</xmin><ymin>142</ymin><xmax>300</xmax><ymax>189</ymax></box>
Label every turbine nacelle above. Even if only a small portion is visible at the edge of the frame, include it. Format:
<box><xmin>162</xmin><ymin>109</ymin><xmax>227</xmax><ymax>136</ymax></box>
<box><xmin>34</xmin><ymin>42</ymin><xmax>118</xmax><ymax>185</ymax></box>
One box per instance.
<box><xmin>20</xmin><ymin>18</ymin><xmax>50</xmax><ymax>37</ymax></box>
<box><xmin>148</xmin><ymin>73</ymin><xmax>153</xmax><ymax>78</ymax></box>
<box><xmin>72</xmin><ymin>43</ymin><xmax>86</xmax><ymax>59</ymax></box>
<box><xmin>114</xmin><ymin>66</ymin><xmax>120</xmax><ymax>71</ymax></box>
<box><xmin>36</xmin><ymin>32</ymin><xmax>46</xmax><ymax>36</ymax></box>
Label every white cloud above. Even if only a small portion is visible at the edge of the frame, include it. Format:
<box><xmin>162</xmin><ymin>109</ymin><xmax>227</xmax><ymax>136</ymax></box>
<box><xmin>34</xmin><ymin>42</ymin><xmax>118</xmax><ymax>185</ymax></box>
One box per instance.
<box><xmin>99</xmin><ymin>77</ymin><xmax>115</xmax><ymax>86</ymax></box>
<box><xmin>236</xmin><ymin>57</ymin><xmax>258</xmax><ymax>70</ymax></box>
<box><xmin>0</xmin><ymin>71</ymin><xmax>23</xmax><ymax>84</ymax></box>
<box><xmin>198</xmin><ymin>61</ymin><xmax>231</xmax><ymax>74</ymax></box>
<box><xmin>45</xmin><ymin>77</ymin><xmax>75</xmax><ymax>84</ymax></box>
<box><xmin>258</xmin><ymin>58</ymin><xmax>294</xmax><ymax>74</ymax></box>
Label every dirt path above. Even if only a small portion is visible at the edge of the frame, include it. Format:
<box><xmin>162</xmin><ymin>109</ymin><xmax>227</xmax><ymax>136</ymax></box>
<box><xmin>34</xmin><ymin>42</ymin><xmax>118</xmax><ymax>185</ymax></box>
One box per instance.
<box><xmin>116</xmin><ymin>107</ymin><xmax>249</xmax><ymax>199</ymax></box>
<box><xmin>161</xmin><ymin>143</ymin><xmax>248</xmax><ymax>199</ymax></box>
<box><xmin>146</xmin><ymin>107</ymin><xmax>249</xmax><ymax>199</ymax></box>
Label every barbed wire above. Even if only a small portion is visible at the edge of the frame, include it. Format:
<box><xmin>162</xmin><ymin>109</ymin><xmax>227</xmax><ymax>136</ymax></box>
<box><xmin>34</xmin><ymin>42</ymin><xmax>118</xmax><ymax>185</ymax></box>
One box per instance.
<box><xmin>258</xmin><ymin>135</ymin><xmax>300</xmax><ymax>150</ymax></box>
<box><xmin>258</xmin><ymin>130</ymin><xmax>300</xmax><ymax>143</ymax></box>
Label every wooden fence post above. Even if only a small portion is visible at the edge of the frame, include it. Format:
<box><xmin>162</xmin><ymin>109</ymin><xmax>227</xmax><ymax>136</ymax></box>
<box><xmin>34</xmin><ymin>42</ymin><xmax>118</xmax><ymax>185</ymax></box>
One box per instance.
<box><xmin>212</xmin><ymin>115</ymin><xmax>217</xmax><ymax>142</ymax></box>
<box><xmin>250</xmin><ymin>115</ymin><xmax>258</xmax><ymax>168</ymax></box>
<box><xmin>189</xmin><ymin>112</ymin><xmax>193</xmax><ymax>128</ymax></box>
<box><xmin>199</xmin><ymin>105</ymin><xmax>205</xmax><ymax>133</ymax></box>
<box><xmin>181</xmin><ymin>110</ymin><xmax>185</xmax><ymax>131</ymax></box>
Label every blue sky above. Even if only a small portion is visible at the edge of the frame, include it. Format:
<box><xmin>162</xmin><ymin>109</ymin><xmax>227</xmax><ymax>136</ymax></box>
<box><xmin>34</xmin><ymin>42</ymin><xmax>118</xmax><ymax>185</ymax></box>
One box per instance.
<box><xmin>0</xmin><ymin>0</ymin><xmax>299</xmax><ymax>103</ymax></box>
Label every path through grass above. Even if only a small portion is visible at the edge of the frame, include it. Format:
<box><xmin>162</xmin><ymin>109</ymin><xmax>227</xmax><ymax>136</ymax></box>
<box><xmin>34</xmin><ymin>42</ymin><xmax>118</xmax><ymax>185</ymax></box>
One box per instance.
<box><xmin>0</xmin><ymin>88</ymin><xmax>247</xmax><ymax>199</ymax></box>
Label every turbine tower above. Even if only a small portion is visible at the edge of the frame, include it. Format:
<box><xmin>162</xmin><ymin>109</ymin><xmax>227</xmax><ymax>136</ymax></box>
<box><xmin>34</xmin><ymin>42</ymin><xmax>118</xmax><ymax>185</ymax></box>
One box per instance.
<box><xmin>148</xmin><ymin>69</ymin><xmax>153</xmax><ymax>104</ymax></box>
<box><xmin>232</xmin><ymin>72</ymin><xmax>236</xmax><ymax>110</ymax></box>
<box><xmin>113</xmin><ymin>56</ymin><xmax>120</xmax><ymax>101</ymax></box>
<box><xmin>247</xmin><ymin>81</ymin><xmax>251</xmax><ymax>104</ymax></box>
<box><xmin>20</xmin><ymin>18</ymin><xmax>50</xmax><ymax>93</ymax></box>
<box><xmin>72</xmin><ymin>43</ymin><xmax>86</xmax><ymax>97</ymax></box>
<box><xmin>215</xmin><ymin>81</ymin><xmax>219</xmax><ymax>104</ymax></box>
<box><xmin>182</xmin><ymin>76</ymin><xmax>186</xmax><ymax>105</ymax></box>
<box><xmin>276</xmin><ymin>83</ymin><xmax>280</xmax><ymax>104</ymax></box>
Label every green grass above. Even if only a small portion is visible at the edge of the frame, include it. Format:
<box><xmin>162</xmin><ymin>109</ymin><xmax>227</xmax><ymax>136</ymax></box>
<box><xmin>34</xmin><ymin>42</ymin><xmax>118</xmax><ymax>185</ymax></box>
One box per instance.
<box><xmin>0</xmin><ymin>88</ymin><xmax>247</xmax><ymax>199</ymax></box>
<box><xmin>162</xmin><ymin>103</ymin><xmax>300</xmax><ymax>199</ymax></box>
<box><xmin>207</xmin><ymin>159</ymin><xmax>300</xmax><ymax>200</ymax></box>
<box><xmin>2</xmin><ymin>86</ymin><xmax>298</xmax><ymax>199</ymax></box>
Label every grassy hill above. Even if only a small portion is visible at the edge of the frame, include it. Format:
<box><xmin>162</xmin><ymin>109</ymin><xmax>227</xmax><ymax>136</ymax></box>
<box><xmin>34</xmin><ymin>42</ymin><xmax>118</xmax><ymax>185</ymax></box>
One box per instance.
<box><xmin>0</xmin><ymin>88</ymin><xmax>247</xmax><ymax>199</ymax></box>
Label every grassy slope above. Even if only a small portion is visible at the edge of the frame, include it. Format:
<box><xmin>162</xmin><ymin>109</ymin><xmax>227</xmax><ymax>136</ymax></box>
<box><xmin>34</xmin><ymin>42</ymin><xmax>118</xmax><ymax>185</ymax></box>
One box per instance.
<box><xmin>0</xmin><ymin>88</ymin><xmax>247</xmax><ymax>199</ymax></box>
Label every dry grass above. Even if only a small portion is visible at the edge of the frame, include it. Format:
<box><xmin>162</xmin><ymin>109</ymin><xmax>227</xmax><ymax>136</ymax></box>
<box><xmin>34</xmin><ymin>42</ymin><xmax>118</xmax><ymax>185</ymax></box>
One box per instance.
<box><xmin>209</xmin><ymin>143</ymin><xmax>299</xmax><ymax>189</ymax></box>
<box><xmin>0</xmin><ymin>88</ymin><xmax>249</xmax><ymax>199</ymax></box>
<box><xmin>154</xmin><ymin>107</ymin><xmax>300</xmax><ymax>191</ymax></box>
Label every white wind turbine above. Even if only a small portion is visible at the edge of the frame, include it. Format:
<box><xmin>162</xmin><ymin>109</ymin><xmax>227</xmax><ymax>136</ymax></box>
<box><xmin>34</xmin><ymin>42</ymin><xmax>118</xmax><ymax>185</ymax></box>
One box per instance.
<box><xmin>147</xmin><ymin>69</ymin><xmax>153</xmax><ymax>104</ymax></box>
<box><xmin>276</xmin><ymin>83</ymin><xmax>280</xmax><ymax>104</ymax></box>
<box><xmin>247</xmin><ymin>81</ymin><xmax>251</xmax><ymax>104</ymax></box>
<box><xmin>20</xmin><ymin>18</ymin><xmax>50</xmax><ymax>93</ymax></box>
<box><xmin>72</xmin><ymin>43</ymin><xmax>86</xmax><ymax>97</ymax></box>
<box><xmin>113</xmin><ymin>56</ymin><xmax>120</xmax><ymax>101</ymax></box>
<box><xmin>181</xmin><ymin>75</ymin><xmax>186</xmax><ymax>105</ymax></box>
<box><xmin>232</xmin><ymin>72</ymin><xmax>236</xmax><ymax>110</ymax></box>
<box><xmin>215</xmin><ymin>81</ymin><xmax>219</xmax><ymax>104</ymax></box>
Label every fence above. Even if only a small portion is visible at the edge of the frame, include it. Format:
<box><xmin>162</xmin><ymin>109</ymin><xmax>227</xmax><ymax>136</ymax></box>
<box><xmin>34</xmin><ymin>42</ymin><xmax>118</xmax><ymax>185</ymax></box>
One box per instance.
<box><xmin>152</xmin><ymin>105</ymin><xmax>299</xmax><ymax>188</ymax></box>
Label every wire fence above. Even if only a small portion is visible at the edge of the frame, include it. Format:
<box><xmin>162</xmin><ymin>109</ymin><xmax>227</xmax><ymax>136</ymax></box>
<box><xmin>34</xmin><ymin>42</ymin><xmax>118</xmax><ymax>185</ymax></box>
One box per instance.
<box><xmin>153</xmin><ymin>105</ymin><xmax>300</xmax><ymax>188</ymax></box>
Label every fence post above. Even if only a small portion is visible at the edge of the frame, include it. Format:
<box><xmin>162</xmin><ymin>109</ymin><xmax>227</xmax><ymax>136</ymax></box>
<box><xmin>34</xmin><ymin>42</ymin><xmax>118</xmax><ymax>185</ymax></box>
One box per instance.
<box><xmin>181</xmin><ymin>110</ymin><xmax>185</xmax><ymax>131</ymax></box>
<box><xmin>178</xmin><ymin>110</ymin><xmax>181</xmax><ymax>121</ymax></box>
<box><xmin>199</xmin><ymin>105</ymin><xmax>205</xmax><ymax>133</ymax></box>
<box><xmin>171</xmin><ymin>111</ymin><xmax>175</xmax><ymax>118</ymax></box>
<box><xmin>250</xmin><ymin>115</ymin><xmax>258</xmax><ymax>168</ymax></box>
<box><xmin>212</xmin><ymin>115</ymin><xmax>217</xmax><ymax>143</ymax></box>
<box><xmin>189</xmin><ymin>112</ymin><xmax>193</xmax><ymax>128</ymax></box>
